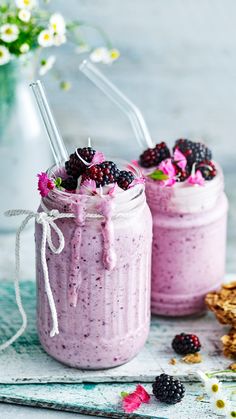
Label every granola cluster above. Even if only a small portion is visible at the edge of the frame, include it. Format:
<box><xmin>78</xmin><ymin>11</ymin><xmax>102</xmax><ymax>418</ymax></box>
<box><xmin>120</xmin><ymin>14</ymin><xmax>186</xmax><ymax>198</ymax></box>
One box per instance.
<box><xmin>205</xmin><ymin>281</ymin><xmax>236</xmax><ymax>359</ymax></box>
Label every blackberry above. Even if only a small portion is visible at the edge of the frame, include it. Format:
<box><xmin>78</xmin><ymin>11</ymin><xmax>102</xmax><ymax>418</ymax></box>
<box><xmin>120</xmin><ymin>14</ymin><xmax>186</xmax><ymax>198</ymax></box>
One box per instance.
<box><xmin>65</xmin><ymin>147</ymin><xmax>96</xmax><ymax>178</ymax></box>
<box><xmin>82</xmin><ymin>161</ymin><xmax>120</xmax><ymax>187</ymax></box>
<box><xmin>117</xmin><ymin>170</ymin><xmax>134</xmax><ymax>190</ymax></box>
<box><xmin>196</xmin><ymin>160</ymin><xmax>217</xmax><ymax>181</ymax></box>
<box><xmin>173</xmin><ymin>139</ymin><xmax>212</xmax><ymax>167</ymax></box>
<box><xmin>61</xmin><ymin>177</ymin><xmax>78</xmax><ymax>191</ymax></box>
<box><xmin>152</xmin><ymin>374</ymin><xmax>185</xmax><ymax>404</ymax></box>
<box><xmin>174</xmin><ymin>163</ymin><xmax>190</xmax><ymax>182</ymax></box>
<box><xmin>139</xmin><ymin>142</ymin><xmax>171</xmax><ymax>168</ymax></box>
<box><xmin>172</xmin><ymin>333</ymin><xmax>201</xmax><ymax>355</ymax></box>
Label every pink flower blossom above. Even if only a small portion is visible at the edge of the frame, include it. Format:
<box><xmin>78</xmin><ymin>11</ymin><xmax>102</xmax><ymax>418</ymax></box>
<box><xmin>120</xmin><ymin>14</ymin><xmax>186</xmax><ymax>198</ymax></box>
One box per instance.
<box><xmin>129</xmin><ymin>177</ymin><xmax>145</xmax><ymax>188</ymax></box>
<box><xmin>158</xmin><ymin>158</ymin><xmax>176</xmax><ymax>186</ymax></box>
<box><xmin>80</xmin><ymin>179</ymin><xmax>97</xmax><ymax>195</ymax></box>
<box><xmin>108</xmin><ymin>183</ymin><xmax>118</xmax><ymax>197</ymax></box>
<box><xmin>188</xmin><ymin>170</ymin><xmax>205</xmax><ymax>186</ymax></box>
<box><xmin>173</xmin><ymin>148</ymin><xmax>187</xmax><ymax>170</ymax></box>
<box><xmin>89</xmin><ymin>151</ymin><xmax>105</xmax><ymax>166</ymax></box>
<box><xmin>122</xmin><ymin>385</ymin><xmax>150</xmax><ymax>413</ymax></box>
<box><xmin>37</xmin><ymin>172</ymin><xmax>55</xmax><ymax>197</ymax></box>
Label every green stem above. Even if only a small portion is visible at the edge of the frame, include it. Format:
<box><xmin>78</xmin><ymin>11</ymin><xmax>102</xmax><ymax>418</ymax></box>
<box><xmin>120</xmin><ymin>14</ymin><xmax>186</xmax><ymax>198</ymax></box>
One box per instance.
<box><xmin>67</xmin><ymin>20</ymin><xmax>113</xmax><ymax>49</ymax></box>
<box><xmin>206</xmin><ymin>370</ymin><xmax>234</xmax><ymax>378</ymax></box>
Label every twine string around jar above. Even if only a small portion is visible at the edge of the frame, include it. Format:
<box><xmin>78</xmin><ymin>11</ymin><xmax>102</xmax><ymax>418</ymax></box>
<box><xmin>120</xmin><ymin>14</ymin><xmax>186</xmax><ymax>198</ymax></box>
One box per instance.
<box><xmin>0</xmin><ymin>204</ymin><xmax>75</xmax><ymax>350</ymax></box>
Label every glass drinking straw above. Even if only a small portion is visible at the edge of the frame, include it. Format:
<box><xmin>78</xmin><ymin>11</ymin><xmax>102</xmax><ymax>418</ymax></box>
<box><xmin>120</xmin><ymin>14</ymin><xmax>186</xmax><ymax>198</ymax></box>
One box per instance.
<box><xmin>30</xmin><ymin>80</ymin><xmax>69</xmax><ymax>167</ymax></box>
<box><xmin>79</xmin><ymin>60</ymin><xmax>154</xmax><ymax>149</ymax></box>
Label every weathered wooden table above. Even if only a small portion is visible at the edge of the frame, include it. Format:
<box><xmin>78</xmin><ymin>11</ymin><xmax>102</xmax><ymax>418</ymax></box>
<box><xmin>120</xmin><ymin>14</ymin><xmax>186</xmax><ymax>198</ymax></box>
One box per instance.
<box><xmin>0</xmin><ymin>279</ymin><xmax>235</xmax><ymax>418</ymax></box>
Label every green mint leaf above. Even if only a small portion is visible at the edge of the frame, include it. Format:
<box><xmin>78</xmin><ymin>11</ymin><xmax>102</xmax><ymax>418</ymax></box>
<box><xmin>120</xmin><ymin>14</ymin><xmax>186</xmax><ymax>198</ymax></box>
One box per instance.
<box><xmin>54</xmin><ymin>177</ymin><xmax>62</xmax><ymax>188</ymax></box>
<box><xmin>148</xmin><ymin>170</ymin><xmax>169</xmax><ymax>181</ymax></box>
<box><xmin>120</xmin><ymin>391</ymin><xmax>129</xmax><ymax>398</ymax></box>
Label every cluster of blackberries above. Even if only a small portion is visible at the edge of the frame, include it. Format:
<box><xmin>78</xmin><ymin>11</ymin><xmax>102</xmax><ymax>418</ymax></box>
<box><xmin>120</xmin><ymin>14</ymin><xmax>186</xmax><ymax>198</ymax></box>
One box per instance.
<box><xmin>139</xmin><ymin>139</ymin><xmax>216</xmax><ymax>181</ymax></box>
<box><xmin>63</xmin><ymin>147</ymin><xmax>135</xmax><ymax>191</ymax></box>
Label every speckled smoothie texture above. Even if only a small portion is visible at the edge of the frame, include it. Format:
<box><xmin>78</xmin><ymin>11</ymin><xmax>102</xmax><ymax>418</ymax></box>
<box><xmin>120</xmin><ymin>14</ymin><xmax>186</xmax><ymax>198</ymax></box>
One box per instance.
<box><xmin>36</xmin><ymin>185</ymin><xmax>152</xmax><ymax>369</ymax></box>
<box><xmin>145</xmin><ymin>166</ymin><xmax>228</xmax><ymax>316</ymax></box>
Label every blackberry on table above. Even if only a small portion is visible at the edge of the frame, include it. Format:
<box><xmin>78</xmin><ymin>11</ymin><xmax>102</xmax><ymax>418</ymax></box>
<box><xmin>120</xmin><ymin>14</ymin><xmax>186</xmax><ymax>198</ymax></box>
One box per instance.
<box><xmin>173</xmin><ymin>139</ymin><xmax>212</xmax><ymax>167</ymax></box>
<box><xmin>139</xmin><ymin>142</ymin><xmax>171</xmax><ymax>168</ymax></box>
<box><xmin>172</xmin><ymin>333</ymin><xmax>201</xmax><ymax>355</ymax></box>
<box><xmin>117</xmin><ymin>170</ymin><xmax>134</xmax><ymax>190</ymax></box>
<box><xmin>82</xmin><ymin>161</ymin><xmax>120</xmax><ymax>187</ymax></box>
<box><xmin>61</xmin><ymin>177</ymin><xmax>78</xmax><ymax>191</ymax></box>
<box><xmin>152</xmin><ymin>374</ymin><xmax>185</xmax><ymax>404</ymax></box>
<box><xmin>196</xmin><ymin>160</ymin><xmax>217</xmax><ymax>180</ymax></box>
<box><xmin>65</xmin><ymin>147</ymin><xmax>96</xmax><ymax>178</ymax></box>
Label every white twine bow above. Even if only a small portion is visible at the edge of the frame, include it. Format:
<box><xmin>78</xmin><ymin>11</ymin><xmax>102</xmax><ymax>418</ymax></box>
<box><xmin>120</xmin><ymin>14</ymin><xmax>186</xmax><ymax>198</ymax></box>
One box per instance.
<box><xmin>0</xmin><ymin>203</ymin><xmax>74</xmax><ymax>351</ymax></box>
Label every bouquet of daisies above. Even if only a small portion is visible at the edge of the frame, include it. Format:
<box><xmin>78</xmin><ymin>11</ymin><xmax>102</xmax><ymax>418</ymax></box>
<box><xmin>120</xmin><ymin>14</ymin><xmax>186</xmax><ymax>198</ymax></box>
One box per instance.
<box><xmin>0</xmin><ymin>0</ymin><xmax>119</xmax><ymax>78</ymax></box>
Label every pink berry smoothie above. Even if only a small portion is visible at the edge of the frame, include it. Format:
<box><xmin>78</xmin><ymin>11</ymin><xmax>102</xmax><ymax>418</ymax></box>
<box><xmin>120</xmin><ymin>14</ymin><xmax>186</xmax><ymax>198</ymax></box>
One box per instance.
<box><xmin>36</xmin><ymin>178</ymin><xmax>152</xmax><ymax>369</ymax></box>
<box><xmin>145</xmin><ymin>166</ymin><xmax>228</xmax><ymax>316</ymax></box>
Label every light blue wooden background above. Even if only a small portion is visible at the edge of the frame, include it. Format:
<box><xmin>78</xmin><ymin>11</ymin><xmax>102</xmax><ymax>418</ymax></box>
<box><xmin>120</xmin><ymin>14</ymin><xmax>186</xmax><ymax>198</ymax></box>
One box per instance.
<box><xmin>43</xmin><ymin>0</ymin><xmax>236</xmax><ymax>271</ymax></box>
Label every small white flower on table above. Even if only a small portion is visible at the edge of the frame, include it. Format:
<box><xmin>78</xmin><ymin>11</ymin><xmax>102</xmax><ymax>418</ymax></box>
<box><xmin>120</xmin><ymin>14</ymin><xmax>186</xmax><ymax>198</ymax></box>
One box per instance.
<box><xmin>39</xmin><ymin>55</ymin><xmax>56</xmax><ymax>76</ymax></box>
<box><xmin>0</xmin><ymin>24</ymin><xmax>19</xmax><ymax>43</ymax></box>
<box><xmin>0</xmin><ymin>45</ymin><xmax>11</xmax><ymax>65</ymax></box>
<box><xmin>210</xmin><ymin>395</ymin><xmax>231</xmax><ymax>416</ymax></box>
<box><xmin>18</xmin><ymin>9</ymin><xmax>31</xmax><ymax>22</ymax></box>
<box><xmin>205</xmin><ymin>377</ymin><xmax>223</xmax><ymax>398</ymax></box>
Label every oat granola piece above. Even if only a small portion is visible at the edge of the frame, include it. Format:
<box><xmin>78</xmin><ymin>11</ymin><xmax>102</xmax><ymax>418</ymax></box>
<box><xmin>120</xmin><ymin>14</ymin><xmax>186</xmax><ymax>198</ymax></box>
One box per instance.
<box><xmin>182</xmin><ymin>353</ymin><xmax>202</xmax><ymax>364</ymax></box>
<box><xmin>169</xmin><ymin>358</ymin><xmax>177</xmax><ymax>365</ymax></box>
<box><xmin>221</xmin><ymin>328</ymin><xmax>236</xmax><ymax>359</ymax></box>
<box><xmin>205</xmin><ymin>281</ymin><xmax>236</xmax><ymax>326</ymax></box>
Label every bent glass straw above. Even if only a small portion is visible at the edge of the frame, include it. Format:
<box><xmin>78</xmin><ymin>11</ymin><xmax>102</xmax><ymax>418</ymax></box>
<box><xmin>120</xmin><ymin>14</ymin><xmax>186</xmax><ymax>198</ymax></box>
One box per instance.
<box><xmin>30</xmin><ymin>80</ymin><xmax>69</xmax><ymax>167</ymax></box>
<box><xmin>79</xmin><ymin>60</ymin><xmax>154</xmax><ymax>149</ymax></box>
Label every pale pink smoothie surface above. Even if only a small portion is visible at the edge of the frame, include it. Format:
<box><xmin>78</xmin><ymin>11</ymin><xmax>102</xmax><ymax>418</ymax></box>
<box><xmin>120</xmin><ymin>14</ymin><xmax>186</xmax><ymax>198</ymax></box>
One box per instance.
<box><xmin>36</xmin><ymin>183</ymin><xmax>152</xmax><ymax>369</ymax></box>
<box><xmin>144</xmin><ymin>166</ymin><xmax>228</xmax><ymax>316</ymax></box>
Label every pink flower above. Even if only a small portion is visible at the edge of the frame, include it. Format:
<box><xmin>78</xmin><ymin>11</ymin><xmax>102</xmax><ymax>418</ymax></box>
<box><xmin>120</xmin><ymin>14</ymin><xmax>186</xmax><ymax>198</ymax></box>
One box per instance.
<box><xmin>89</xmin><ymin>151</ymin><xmax>105</xmax><ymax>167</ymax></box>
<box><xmin>129</xmin><ymin>177</ymin><xmax>145</xmax><ymax>188</ymax></box>
<box><xmin>37</xmin><ymin>172</ymin><xmax>55</xmax><ymax>197</ymax></box>
<box><xmin>80</xmin><ymin>179</ymin><xmax>97</xmax><ymax>195</ymax></box>
<box><xmin>173</xmin><ymin>148</ymin><xmax>187</xmax><ymax>170</ymax></box>
<box><xmin>108</xmin><ymin>183</ymin><xmax>118</xmax><ymax>197</ymax></box>
<box><xmin>188</xmin><ymin>170</ymin><xmax>205</xmax><ymax>186</ymax></box>
<box><xmin>122</xmin><ymin>385</ymin><xmax>150</xmax><ymax>413</ymax></box>
<box><xmin>158</xmin><ymin>158</ymin><xmax>176</xmax><ymax>187</ymax></box>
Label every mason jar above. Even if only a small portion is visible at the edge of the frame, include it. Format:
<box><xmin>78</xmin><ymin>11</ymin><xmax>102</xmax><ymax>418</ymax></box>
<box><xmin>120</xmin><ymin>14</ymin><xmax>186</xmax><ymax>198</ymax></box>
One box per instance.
<box><xmin>145</xmin><ymin>165</ymin><xmax>228</xmax><ymax>316</ymax></box>
<box><xmin>35</xmin><ymin>169</ymin><xmax>152</xmax><ymax>369</ymax></box>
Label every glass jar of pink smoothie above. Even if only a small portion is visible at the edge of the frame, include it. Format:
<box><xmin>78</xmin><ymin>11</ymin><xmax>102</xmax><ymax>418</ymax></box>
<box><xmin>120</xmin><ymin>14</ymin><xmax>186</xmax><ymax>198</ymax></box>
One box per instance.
<box><xmin>36</xmin><ymin>168</ymin><xmax>152</xmax><ymax>368</ymax></box>
<box><xmin>145</xmin><ymin>166</ymin><xmax>228</xmax><ymax>316</ymax></box>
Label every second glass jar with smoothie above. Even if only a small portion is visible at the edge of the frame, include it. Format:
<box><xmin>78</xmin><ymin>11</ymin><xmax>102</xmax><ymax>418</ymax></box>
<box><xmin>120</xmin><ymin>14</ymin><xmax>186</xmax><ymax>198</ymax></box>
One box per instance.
<box><xmin>138</xmin><ymin>139</ymin><xmax>228</xmax><ymax>316</ymax></box>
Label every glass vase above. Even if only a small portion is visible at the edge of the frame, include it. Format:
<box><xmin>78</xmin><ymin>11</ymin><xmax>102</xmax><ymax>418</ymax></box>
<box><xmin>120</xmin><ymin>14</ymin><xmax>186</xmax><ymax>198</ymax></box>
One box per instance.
<box><xmin>0</xmin><ymin>59</ymin><xmax>52</xmax><ymax>232</ymax></box>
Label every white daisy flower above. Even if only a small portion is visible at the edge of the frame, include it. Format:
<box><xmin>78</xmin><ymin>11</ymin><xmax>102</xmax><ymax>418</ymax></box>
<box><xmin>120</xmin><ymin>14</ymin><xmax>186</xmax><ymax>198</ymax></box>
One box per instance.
<box><xmin>0</xmin><ymin>45</ymin><xmax>11</xmax><ymax>65</ymax></box>
<box><xmin>205</xmin><ymin>378</ymin><xmax>223</xmax><ymax>398</ymax></box>
<box><xmin>53</xmin><ymin>33</ymin><xmax>66</xmax><ymax>47</ymax></box>
<box><xmin>49</xmin><ymin>13</ymin><xmax>66</xmax><ymax>35</ymax></box>
<box><xmin>39</xmin><ymin>55</ymin><xmax>56</xmax><ymax>76</ymax></box>
<box><xmin>211</xmin><ymin>394</ymin><xmax>231</xmax><ymax>416</ymax></box>
<box><xmin>15</xmin><ymin>0</ymin><xmax>36</xmax><ymax>10</ymax></box>
<box><xmin>18</xmin><ymin>9</ymin><xmax>31</xmax><ymax>22</ymax></box>
<box><xmin>20</xmin><ymin>43</ymin><xmax>30</xmax><ymax>53</ymax></box>
<box><xmin>38</xmin><ymin>29</ymin><xmax>54</xmax><ymax>47</ymax></box>
<box><xmin>0</xmin><ymin>24</ymin><xmax>19</xmax><ymax>43</ymax></box>
<box><xmin>90</xmin><ymin>47</ymin><xmax>120</xmax><ymax>64</ymax></box>
<box><xmin>90</xmin><ymin>47</ymin><xmax>109</xmax><ymax>63</ymax></box>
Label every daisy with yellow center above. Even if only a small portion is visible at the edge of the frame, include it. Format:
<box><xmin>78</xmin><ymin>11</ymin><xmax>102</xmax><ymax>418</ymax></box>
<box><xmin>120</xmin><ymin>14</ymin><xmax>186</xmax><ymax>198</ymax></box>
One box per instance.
<box><xmin>205</xmin><ymin>378</ymin><xmax>222</xmax><ymax>397</ymax></box>
<box><xmin>18</xmin><ymin>9</ymin><xmax>31</xmax><ymax>23</ymax></box>
<box><xmin>49</xmin><ymin>13</ymin><xmax>66</xmax><ymax>35</ymax></box>
<box><xmin>15</xmin><ymin>0</ymin><xmax>36</xmax><ymax>10</ymax></box>
<box><xmin>39</xmin><ymin>55</ymin><xmax>56</xmax><ymax>76</ymax></box>
<box><xmin>20</xmin><ymin>43</ymin><xmax>30</xmax><ymax>54</ymax></box>
<box><xmin>38</xmin><ymin>29</ymin><xmax>54</xmax><ymax>48</ymax></box>
<box><xmin>0</xmin><ymin>24</ymin><xmax>19</xmax><ymax>43</ymax></box>
<box><xmin>90</xmin><ymin>47</ymin><xmax>120</xmax><ymax>64</ymax></box>
<box><xmin>0</xmin><ymin>45</ymin><xmax>11</xmax><ymax>65</ymax></box>
<box><xmin>211</xmin><ymin>395</ymin><xmax>231</xmax><ymax>416</ymax></box>
<box><xmin>227</xmin><ymin>410</ymin><xmax>236</xmax><ymax>418</ymax></box>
